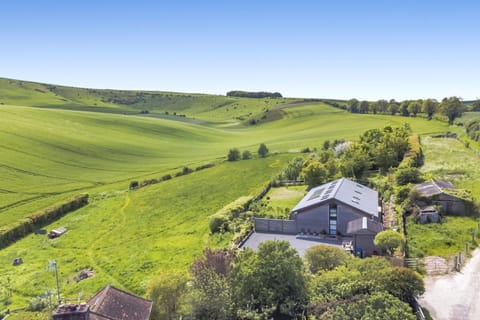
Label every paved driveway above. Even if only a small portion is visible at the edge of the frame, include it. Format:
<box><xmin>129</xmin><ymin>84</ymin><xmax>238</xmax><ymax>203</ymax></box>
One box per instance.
<box><xmin>420</xmin><ymin>248</ymin><xmax>480</xmax><ymax>320</ymax></box>
<box><xmin>240</xmin><ymin>232</ymin><xmax>347</xmax><ymax>256</ymax></box>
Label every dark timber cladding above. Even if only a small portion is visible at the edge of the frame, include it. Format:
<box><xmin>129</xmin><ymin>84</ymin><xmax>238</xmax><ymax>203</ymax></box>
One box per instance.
<box><xmin>290</xmin><ymin>178</ymin><xmax>380</xmax><ymax>236</ymax></box>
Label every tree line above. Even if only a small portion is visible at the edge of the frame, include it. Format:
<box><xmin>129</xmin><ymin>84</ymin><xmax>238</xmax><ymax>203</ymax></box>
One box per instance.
<box><xmin>326</xmin><ymin>97</ymin><xmax>467</xmax><ymax>124</ymax></box>
<box><xmin>147</xmin><ymin>241</ymin><xmax>424</xmax><ymax>319</ymax></box>
<box><xmin>226</xmin><ymin>91</ymin><xmax>283</xmax><ymax>99</ymax></box>
<box><xmin>274</xmin><ymin>125</ymin><xmax>414</xmax><ymax>190</ymax></box>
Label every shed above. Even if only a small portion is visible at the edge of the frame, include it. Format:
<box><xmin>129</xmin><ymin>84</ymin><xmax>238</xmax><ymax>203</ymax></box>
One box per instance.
<box><xmin>48</xmin><ymin>227</ymin><xmax>67</xmax><ymax>239</ymax></box>
<box><xmin>346</xmin><ymin>217</ymin><xmax>383</xmax><ymax>257</ymax></box>
<box><xmin>419</xmin><ymin>206</ymin><xmax>439</xmax><ymax>223</ymax></box>
<box><xmin>415</xmin><ymin>180</ymin><xmax>469</xmax><ymax>215</ymax></box>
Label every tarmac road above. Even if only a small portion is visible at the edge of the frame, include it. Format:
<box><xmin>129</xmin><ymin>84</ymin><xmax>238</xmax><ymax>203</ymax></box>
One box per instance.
<box><xmin>420</xmin><ymin>248</ymin><xmax>480</xmax><ymax>320</ymax></box>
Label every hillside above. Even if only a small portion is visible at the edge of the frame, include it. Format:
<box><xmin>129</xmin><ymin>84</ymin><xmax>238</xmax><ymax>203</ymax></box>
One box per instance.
<box><xmin>0</xmin><ymin>78</ymin><xmax>299</xmax><ymax>122</ymax></box>
<box><xmin>0</xmin><ymin>78</ymin><xmax>452</xmax><ymax>314</ymax></box>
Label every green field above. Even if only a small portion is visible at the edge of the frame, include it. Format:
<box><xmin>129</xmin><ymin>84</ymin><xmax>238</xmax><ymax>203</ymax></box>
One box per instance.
<box><xmin>0</xmin><ymin>78</ymin><xmax>454</xmax><ymax>313</ymax></box>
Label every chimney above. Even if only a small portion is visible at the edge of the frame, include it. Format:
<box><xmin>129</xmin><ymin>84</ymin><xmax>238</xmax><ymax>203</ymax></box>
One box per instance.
<box><xmin>52</xmin><ymin>302</ymin><xmax>90</xmax><ymax>320</ymax></box>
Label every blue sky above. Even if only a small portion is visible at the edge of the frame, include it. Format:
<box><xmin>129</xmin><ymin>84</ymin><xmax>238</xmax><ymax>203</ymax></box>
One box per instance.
<box><xmin>1</xmin><ymin>1</ymin><xmax>479</xmax><ymax>100</ymax></box>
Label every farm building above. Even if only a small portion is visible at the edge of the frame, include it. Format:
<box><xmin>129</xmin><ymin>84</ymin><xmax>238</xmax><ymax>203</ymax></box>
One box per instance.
<box><xmin>415</xmin><ymin>180</ymin><xmax>471</xmax><ymax>215</ymax></box>
<box><xmin>252</xmin><ymin>178</ymin><xmax>383</xmax><ymax>257</ymax></box>
<box><xmin>419</xmin><ymin>206</ymin><xmax>440</xmax><ymax>224</ymax></box>
<box><xmin>52</xmin><ymin>285</ymin><xmax>152</xmax><ymax>320</ymax></box>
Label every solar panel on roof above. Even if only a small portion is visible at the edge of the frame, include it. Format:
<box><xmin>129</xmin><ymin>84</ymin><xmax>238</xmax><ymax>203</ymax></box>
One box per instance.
<box><xmin>308</xmin><ymin>188</ymin><xmax>325</xmax><ymax>200</ymax></box>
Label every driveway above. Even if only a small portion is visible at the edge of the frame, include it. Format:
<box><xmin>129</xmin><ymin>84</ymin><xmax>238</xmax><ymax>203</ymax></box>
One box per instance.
<box><xmin>420</xmin><ymin>248</ymin><xmax>480</xmax><ymax>320</ymax></box>
<box><xmin>240</xmin><ymin>232</ymin><xmax>347</xmax><ymax>256</ymax></box>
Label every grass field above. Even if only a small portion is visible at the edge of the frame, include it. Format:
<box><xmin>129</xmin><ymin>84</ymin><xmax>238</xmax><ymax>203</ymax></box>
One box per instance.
<box><xmin>0</xmin><ymin>155</ymin><xmax>293</xmax><ymax>310</ymax></box>
<box><xmin>407</xmin><ymin>136</ymin><xmax>480</xmax><ymax>258</ymax></box>
<box><xmin>0</xmin><ymin>78</ymin><xmax>455</xmax><ymax>316</ymax></box>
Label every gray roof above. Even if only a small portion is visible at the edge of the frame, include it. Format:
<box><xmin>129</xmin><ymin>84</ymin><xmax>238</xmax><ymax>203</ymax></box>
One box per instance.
<box><xmin>292</xmin><ymin>178</ymin><xmax>379</xmax><ymax>218</ymax></box>
<box><xmin>415</xmin><ymin>180</ymin><xmax>455</xmax><ymax>197</ymax></box>
<box><xmin>346</xmin><ymin>217</ymin><xmax>383</xmax><ymax>234</ymax></box>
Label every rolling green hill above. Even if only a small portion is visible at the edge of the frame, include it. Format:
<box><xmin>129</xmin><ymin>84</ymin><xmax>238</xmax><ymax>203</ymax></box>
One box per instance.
<box><xmin>0</xmin><ymin>78</ymin><xmax>452</xmax><ymax>314</ymax></box>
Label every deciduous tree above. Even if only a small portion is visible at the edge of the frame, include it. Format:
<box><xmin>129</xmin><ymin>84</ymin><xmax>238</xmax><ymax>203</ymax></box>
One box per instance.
<box><xmin>374</xmin><ymin>230</ymin><xmax>405</xmax><ymax>256</ymax></box>
<box><xmin>258</xmin><ymin>143</ymin><xmax>269</xmax><ymax>158</ymax></box>
<box><xmin>439</xmin><ymin>96</ymin><xmax>465</xmax><ymax>124</ymax></box>
<box><xmin>304</xmin><ymin>245</ymin><xmax>350</xmax><ymax>274</ymax></box>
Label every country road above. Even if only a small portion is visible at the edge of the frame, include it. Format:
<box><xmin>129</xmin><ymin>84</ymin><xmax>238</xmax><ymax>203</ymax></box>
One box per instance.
<box><xmin>420</xmin><ymin>248</ymin><xmax>480</xmax><ymax>320</ymax></box>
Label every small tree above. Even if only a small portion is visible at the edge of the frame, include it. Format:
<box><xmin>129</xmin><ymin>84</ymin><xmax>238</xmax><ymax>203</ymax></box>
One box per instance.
<box><xmin>374</xmin><ymin>230</ymin><xmax>405</xmax><ymax>256</ymax></box>
<box><xmin>302</xmin><ymin>161</ymin><xmax>328</xmax><ymax>190</ymax></box>
<box><xmin>258</xmin><ymin>143</ymin><xmax>269</xmax><ymax>158</ymax></box>
<box><xmin>241</xmin><ymin>150</ymin><xmax>252</xmax><ymax>160</ymax></box>
<box><xmin>304</xmin><ymin>245</ymin><xmax>350</xmax><ymax>274</ymax></box>
<box><xmin>227</xmin><ymin>148</ymin><xmax>240</xmax><ymax>161</ymax></box>
<box><xmin>148</xmin><ymin>271</ymin><xmax>188</xmax><ymax>320</ymax></box>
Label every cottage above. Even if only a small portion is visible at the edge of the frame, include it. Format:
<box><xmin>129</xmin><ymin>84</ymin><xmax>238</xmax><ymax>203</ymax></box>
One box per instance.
<box><xmin>52</xmin><ymin>285</ymin><xmax>152</xmax><ymax>320</ymax></box>
<box><xmin>415</xmin><ymin>180</ymin><xmax>469</xmax><ymax>215</ymax></box>
<box><xmin>290</xmin><ymin>178</ymin><xmax>382</xmax><ymax>236</ymax></box>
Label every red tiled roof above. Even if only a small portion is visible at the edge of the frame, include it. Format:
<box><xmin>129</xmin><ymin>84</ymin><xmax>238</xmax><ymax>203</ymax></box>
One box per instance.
<box><xmin>87</xmin><ymin>285</ymin><xmax>152</xmax><ymax>320</ymax></box>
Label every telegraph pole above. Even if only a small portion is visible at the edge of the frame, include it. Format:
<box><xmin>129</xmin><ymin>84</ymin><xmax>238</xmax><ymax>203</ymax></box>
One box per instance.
<box><xmin>48</xmin><ymin>260</ymin><xmax>61</xmax><ymax>304</ymax></box>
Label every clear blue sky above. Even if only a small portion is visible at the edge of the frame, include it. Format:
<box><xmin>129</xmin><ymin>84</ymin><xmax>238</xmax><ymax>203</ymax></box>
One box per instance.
<box><xmin>1</xmin><ymin>1</ymin><xmax>479</xmax><ymax>100</ymax></box>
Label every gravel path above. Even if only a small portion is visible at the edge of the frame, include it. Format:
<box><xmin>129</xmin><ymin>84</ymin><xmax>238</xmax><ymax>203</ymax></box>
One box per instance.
<box><xmin>420</xmin><ymin>248</ymin><xmax>480</xmax><ymax>320</ymax></box>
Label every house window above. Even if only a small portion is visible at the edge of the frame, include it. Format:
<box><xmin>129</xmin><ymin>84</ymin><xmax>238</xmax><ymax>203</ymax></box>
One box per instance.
<box><xmin>329</xmin><ymin>204</ymin><xmax>337</xmax><ymax>235</ymax></box>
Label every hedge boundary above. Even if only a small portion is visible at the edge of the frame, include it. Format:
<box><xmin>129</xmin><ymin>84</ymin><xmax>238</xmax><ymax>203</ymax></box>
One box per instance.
<box><xmin>0</xmin><ymin>194</ymin><xmax>89</xmax><ymax>249</ymax></box>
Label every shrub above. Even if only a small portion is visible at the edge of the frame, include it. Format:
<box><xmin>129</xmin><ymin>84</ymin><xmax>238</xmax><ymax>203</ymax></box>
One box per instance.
<box><xmin>227</xmin><ymin>148</ymin><xmax>240</xmax><ymax>161</ymax></box>
<box><xmin>129</xmin><ymin>181</ymin><xmax>139</xmax><ymax>190</ymax></box>
<box><xmin>304</xmin><ymin>245</ymin><xmax>350</xmax><ymax>274</ymax></box>
<box><xmin>209</xmin><ymin>214</ymin><xmax>228</xmax><ymax>233</ymax></box>
<box><xmin>374</xmin><ymin>230</ymin><xmax>405</xmax><ymax>256</ymax></box>
<box><xmin>195</xmin><ymin>163</ymin><xmax>215</xmax><ymax>171</ymax></box>
<box><xmin>395</xmin><ymin>167</ymin><xmax>423</xmax><ymax>185</ymax></box>
<box><xmin>161</xmin><ymin>174</ymin><xmax>172</xmax><ymax>181</ymax></box>
<box><xmin>242</xmin><ymin>150</ymin><xmax>252</xmax><ymax>160</ymax></box>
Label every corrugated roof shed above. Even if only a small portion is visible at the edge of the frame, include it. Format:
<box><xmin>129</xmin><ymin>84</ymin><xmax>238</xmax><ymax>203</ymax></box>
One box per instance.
<box><xmin>87</xmin><ymin>285</ymin><xmax>152</xmax><ymax>320</ymax></box>
<box><xmin>415</xmin><ymin>180</ymin><xmax>455</xmax><ymax>197</ymax></box>
<box><xmin>292</xmin><ymin>178</ymin><xmax>379</xmax><ymax>218</ymax></box>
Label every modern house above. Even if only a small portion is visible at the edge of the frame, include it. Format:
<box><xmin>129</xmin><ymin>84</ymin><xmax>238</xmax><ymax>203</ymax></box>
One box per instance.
<box><xmin>290</xmin><ymin>177</ymin><xmax>381</xmax><ymax>236</ymax></box>
<box><xmin>52</xmin><ymin>285</ymin><xmax>153</xmax><ymax>320</ymax></box>
<box><xmin>415</xmin><ymin>180</ymin><xmax>470</xmax><ymax>215</ymax></box>
<box><xmin>253</xmin><ymin>178</ymin><xmax>383</xmax><ymax>256</ymax></box>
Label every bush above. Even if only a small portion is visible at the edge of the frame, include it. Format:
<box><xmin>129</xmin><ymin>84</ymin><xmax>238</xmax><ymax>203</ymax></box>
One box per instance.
<box><xmin>374</xmin><ymin>230</ymin><xmax>405</xmax><ymax>256</ymax></box>
<box><xmin>195</xmin><ymin>163</ymin><xmax>215</xmax><ymax>171</ymax></box>
<box><xmin>395</xmin><ymin>186</ymin><xmax>412</xmax><ymax>205</ymax></box>
<box><xmin>161</xmin><ymin>174</ymin><xmax>172</xmax><ymax>181</ymax></box>
<box><xmin>242</xmin><ymin>150</ymin><xmax>252</xmax><ymax>160</ymax></box>
<box><xmin>209</xmin><ymin>214</ymin><xmax>228</xmax><ymax>233</ymax></box>
<box><xmin>129</xmin><ymin>181</ymin><xmax>139</xmax><ymax>190</ymax></box>
<box><xmin>304</xmin><ymin>245</ymin><xmax>350</xmax><ymax>274</ymax></box>
<box><xmin>395</xmin><ymin>168</ymin><xmax>422</xmax><ymax>185</ymax></box>
<box><xmin>227</xmin><ymin>148</ymin><xmax>240</xmax><ymax>161</ymax></box>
